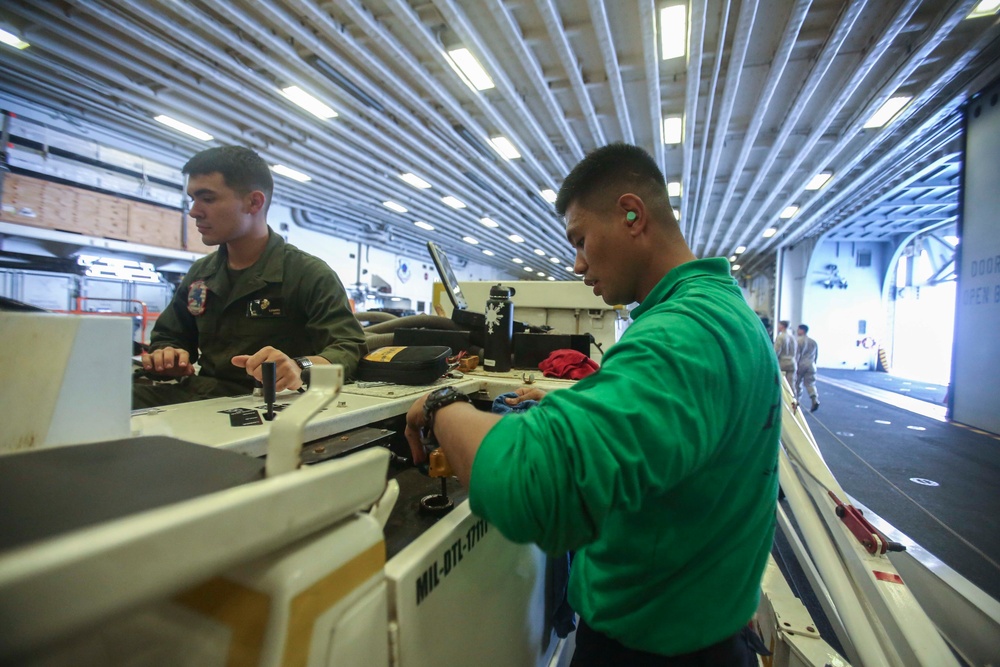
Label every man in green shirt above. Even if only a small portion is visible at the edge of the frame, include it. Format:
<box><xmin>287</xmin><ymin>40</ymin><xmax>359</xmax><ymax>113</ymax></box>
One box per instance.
<box><xmin>405</xmin><ymin>144</ymin><xmax>780</xmax><ymax>665</ymax></box>
<box><xmin>133</xmin><ymin>146</ymin><xmax>365</xmax><ymax>408</ymax></box>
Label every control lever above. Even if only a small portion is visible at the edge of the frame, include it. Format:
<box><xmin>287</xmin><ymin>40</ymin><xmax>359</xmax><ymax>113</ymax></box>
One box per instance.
<box><xmin>262</xmin><ymin>361</ymin><xmax>277</xmax><ymax>421</ymax></box>
<box><xmin>420</xmin><ymin>445</ymin><xmax>455</xmax><ymax>516</ymax></box>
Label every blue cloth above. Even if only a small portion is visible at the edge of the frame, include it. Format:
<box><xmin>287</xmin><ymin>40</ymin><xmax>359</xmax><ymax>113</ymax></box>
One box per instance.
<box><xmin>491</xmin><ymin>392</ymin><xmax>539</xmax><ymax>414</ymax></box>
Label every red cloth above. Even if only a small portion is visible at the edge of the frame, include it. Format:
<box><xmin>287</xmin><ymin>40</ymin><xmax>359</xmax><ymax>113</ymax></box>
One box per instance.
<box><xmin>538</xmin><ymin>349</ymin><xmax>600</xmax><ymax>380</ymax></box>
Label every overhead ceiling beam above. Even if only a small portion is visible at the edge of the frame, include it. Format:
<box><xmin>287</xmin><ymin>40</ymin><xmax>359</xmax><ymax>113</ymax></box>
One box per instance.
<box><xmin>711</xmin><ymin>0</ymin><xmax>871</xmax><ymax>257</ymax></box>
<box><xmin>699</xmin><ymin>0</ymin><xmax>811</xmax><ymax>257</ymax></box>
<box><xmin>484</xmin><ymin>0</ymin><xmax>585</xmax><ymax>162</ymax></box>
<box><xmin>689</xmin><ymin>0</ymin><xmax>760</xmax><ymax>256</ymax></box>
<box><xmin>587</xmin><ymin>0</ymin><xmax>634</xmax><ymax>144</ymax></box>
<box><xmin>535</xmin><ymin>0</ymin><xmax>606</xmax><ymax>149</ymax></box>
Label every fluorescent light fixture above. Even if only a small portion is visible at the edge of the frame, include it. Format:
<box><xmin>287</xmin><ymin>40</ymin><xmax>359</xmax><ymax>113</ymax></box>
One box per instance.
<box><xmin>944</xmin><ymin>235</ymin><xmax>960</xmax><ymax>245</ymax></box>
<box><xmin>382</xmin><ymin>201</ymin><xmax>407</xmax><ymax>213</ymax></box>
<box><xmin>547</xmin><ymin>276</ymin><xmax>556</xmax><ymax>281</ymax></box>
<box><xmin>735</xmin><ymin>246</ymin><xmax>746</xmax><ymax>254</ymax></box>
<box><xmin>154</xmin><ymin>115</ymin><xmax>213</xmax><ymax>141</ymax></box>
<box><xmin>660</xmin><ymin>5</ymin><xmax>687</xmax><ymax>60</ymax></box>
<box><xmin>0</xmin><ymin>28</ymin><xmax>29</xmax><ymax>50</ymax></box>
<box><xmin>509</xmin><ymin>234</ymin><xmax>525</xmax><ymax>243</ymax></box>
<box><xmin>805</xmin><ymin>172</ymin><xmax>833</xmax><ymax>190</ymax></box>
<box><xmin>549</xmin><ymin>257</ymin><xmax>561</xmax><ymax>263</ymax></box>
<box><xmin>462</xmin><ymin>236</ymin><xmax>479</xmax><ymax>245</ymax></box>
<box><xmin>512</xmin><ymin>258</ymin><xmax>524</xmax><ymax>264</ymax></box>
<box><xmin>673</xmin><ymin>208</ymin><xmax>681</xmax><ymax>220</ymax></box>
<box><xmin>480</xmin><ymin>217</ymin><xmax>499</xmax><ymax>228</ymax></box>
<box><xmin>271</xmin><ymin>164</ymin><xmax>312</xmax><ymax>182</ymax></box>
<box><xmin>488</xmin><ymin>136</ymin><xmax>521</xmax><ymax>160</ymax></box>
<box><xmin>533</xmin><ymin>248</ymin><xmax>546</xmax><ymax>256</ymax></box>
<box><xmin>662</xmin><ymin>116</ymin><xmax>683</xmax><ymax>144</ymax></box>
<box><xmin>863</xmin><ymin>96</ymin><xmax>911</xmax><ymax>129</ymax></box>
<box><xmin>730</xmin><ymin>255</ymin><xmax>738</xmax><ymax>262</ymax></box>
<box><xmin>540</xmin><ymin>189</ymin><xmax>557</xmax><ymax>203</ymax></box>
<box><xmin>968</xmin><ymin>0</ymin><xmax>1000</xmax><ymax>18</ymax></box>
<box><xmin>763</xmin><ymin>227</ymin><xmax>777</xmax><ymax>238</ymax></box>
<box><xmin>565</xmin><ymin>266</ymin><xmax>574</xmax><ymax>272</ymax></box>
<box><xmin>400</xmin><ymin>172</ymin><xmax>432</xmax><ymax>189</ymax></box>
<box><xmin>537</xmin><ymin>272</ymin><xmax>546</xmax><ymax>277</ymax></box>
<box><xmin>523</xmin><ymin>267</ymin><xmax>534</xmax><ymax>272</ymax></box>
<box><xmin>280</xmin><ymin>86</ymin><xmax>337</xmax><ymax>119</ymax></box>
<box><xmin>447</xmin><ymin>47</ymin><xmax>495</xmax><ymax>90</ymax></box>
<box><xmin>441</xmin><ymin>196</ymin><xmax>466</xmax><ymax>209</ymax></box>
<box><xmin>667</xmin><ymin>181</ymin><xmax>682</xmax><ymax>198</ymax></box>
<box><xmin>482</xmin><ymin>249</ymin><xmax>495</xmax><ymax>256</ymax></box>
<box><xmin>732</xmin><ymin>264</ymin><xmax>741</xmax><ymax>271</ymax></box>
<box><xmin>780</xmin><ymin>206</ymin><xmax>799</xmax><ymax>219</ymax></box>
<box><xmin>414</xmin><ymin>221</ymin><xmax>435</xmax><ymax>231</ymax></box>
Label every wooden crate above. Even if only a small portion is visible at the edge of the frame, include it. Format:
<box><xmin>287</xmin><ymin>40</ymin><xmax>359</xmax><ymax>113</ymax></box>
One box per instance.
<box><xmin>3</xmin><ymin>174</ymin><xmax>193</xmax><ymax>252</ymax></box>
<box><xmin>128</xmin><ymin>201</ymin><xmax>182</xmax><ymax>248</ymax></box>
<box><xmin>94</xmin><ymin>197</ymin><xmax>129</xmax><ymax>240</ymax></box>
<box><xmin>1</xmin><ymin>174</ymin><xmax>45</xmax><ymax>227</ymax></box>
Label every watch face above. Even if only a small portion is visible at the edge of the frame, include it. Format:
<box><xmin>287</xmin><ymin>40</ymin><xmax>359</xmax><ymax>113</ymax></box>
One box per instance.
<box><xmin>429</xmin><ymin>387</ymin><xmax>454</xmax><ymax>401</ymax></box>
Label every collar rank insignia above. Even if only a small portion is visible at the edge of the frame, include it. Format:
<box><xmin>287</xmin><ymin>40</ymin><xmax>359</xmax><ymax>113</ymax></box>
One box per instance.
<box><xmin>187</xmin><ymin>280</ymin><xmax>209</xmax><ymax>316</ymax></box>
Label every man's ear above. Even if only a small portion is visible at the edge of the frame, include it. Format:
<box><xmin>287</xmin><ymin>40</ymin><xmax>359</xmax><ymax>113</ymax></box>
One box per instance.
<box><xmin>246</xmin><ymin>190</ymin><xmax>267</xmax><ymax>214</ymax></box>
<box><xmin>618</xmin><ymin>193</ymin><xmax>646</xmax><ymax>235</ymax></box>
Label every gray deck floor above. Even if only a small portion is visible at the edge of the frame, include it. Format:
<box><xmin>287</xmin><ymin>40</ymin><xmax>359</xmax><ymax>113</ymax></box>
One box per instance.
<box><xmin>804</xmin><ymin>369</ymin><xmax>1000</xmax><ymax>603</ymax></box>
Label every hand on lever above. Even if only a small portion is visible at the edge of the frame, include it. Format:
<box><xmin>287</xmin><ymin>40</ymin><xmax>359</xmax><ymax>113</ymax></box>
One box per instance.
<box><xmin>232</xmin><ymin>346</ymin><xmax>302</xmax><ymax>391</ymax></box>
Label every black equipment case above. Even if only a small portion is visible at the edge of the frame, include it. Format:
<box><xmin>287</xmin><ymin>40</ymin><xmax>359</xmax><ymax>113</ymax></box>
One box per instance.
<box><xmin>356</xmin><ymin>346</ymin><xmax>452</xmax><ymax>385</ymax></box>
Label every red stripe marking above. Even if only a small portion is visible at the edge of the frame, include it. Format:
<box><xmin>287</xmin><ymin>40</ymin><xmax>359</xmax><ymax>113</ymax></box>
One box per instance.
<box><xmin>874</xmin><ymin>571</ymin><xmax>904</xmax><ymax>584</ymax></box>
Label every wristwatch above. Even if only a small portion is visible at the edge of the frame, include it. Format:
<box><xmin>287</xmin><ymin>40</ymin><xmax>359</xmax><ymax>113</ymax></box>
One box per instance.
<box><xmin>421</xmin><ymin>386</ymin><xmax>473</xmax><ymax>445</ymax></box>
<box><xmin>293</xmin><ymin>356</ymin><xmax>313</xmax><ymax>386</ymax></box>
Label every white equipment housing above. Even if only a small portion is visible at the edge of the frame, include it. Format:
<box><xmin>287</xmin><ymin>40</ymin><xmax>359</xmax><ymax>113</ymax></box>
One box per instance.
<box><xmin>0</xmin><ymin>312</ymin><xmax>131</xmax><ymax>453</ymax></box>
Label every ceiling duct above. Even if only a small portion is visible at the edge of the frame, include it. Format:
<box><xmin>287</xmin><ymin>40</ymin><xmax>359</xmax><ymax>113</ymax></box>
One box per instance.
<box><xmin>308</xmin><ymin>56</ymin><xmax>386</xmax><ymax>113</ymax></box>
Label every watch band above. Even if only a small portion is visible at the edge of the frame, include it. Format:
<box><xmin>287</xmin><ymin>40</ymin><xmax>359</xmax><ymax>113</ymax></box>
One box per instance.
<box><xmin>421</xmin><ymin>387</ymin><xmax>472</xmax><ymax>446</ymax></box>
<box><xmin>293</xmin><ymin>357</ymin><xmax>313</xmax><ymax>385</ymax></box>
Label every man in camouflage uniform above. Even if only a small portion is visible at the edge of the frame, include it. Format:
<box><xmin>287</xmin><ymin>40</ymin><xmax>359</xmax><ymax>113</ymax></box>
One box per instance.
<box><xmin>133</xmin><ymin>146</ymin><xmax>364</xmax><ymax>408</ymax></box>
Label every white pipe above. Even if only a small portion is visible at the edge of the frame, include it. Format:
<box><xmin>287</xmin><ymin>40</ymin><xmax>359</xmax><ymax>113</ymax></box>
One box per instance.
<box><xmin>737</xmin><ymin>0</ymin><xmax>988</xmax><ymax>271</ymax></box>
<box><xmin>587</xmin><ymin>0</ymin><xmax>634</xmax><ymax>144</ymax></box>
<box><xmin>707</xmin><ymin>0</ymin><xmax>869</xmax><ymax>256</ymax></box>
<box><xmin>432</xmin><ymin>0</ymin><xmax>570</xmax><ymax>175</ymax></box>
<box><xmin>536</xmin><ymin>0</ymin><xmax>606</xmax><ymax>147</ymax></box>
<box><xmin>680</xmin><ymin>0</ymin><xmax>707</xmax><ymax>241</ymax></box>
<box><xmin>637</xmin><ymin>0</ymin><xmax>664</xmax><ymax>171</ymax></box>
<box><xmin>688</xmin><ymin>0</ymin><xmax>731</xmax><ymax>241</ymax></box>
<box><xmin>691</xmin><ymin>0</ymin><xmax>760</xmax><ymax>256</ymax></box>
<box><xmin>699</xmin><ymin>0</ymin><xmax>812</xmax><ymax>255</ymax></box>
<box><xmin>715</xmin><ymin>0</ymin><xmax>925</xmax><ymax>257</ymax></box>
<box><xmin>486</xmin><ymin>0</ymin><xmax>586</xmax><ymax>161</ymax></box>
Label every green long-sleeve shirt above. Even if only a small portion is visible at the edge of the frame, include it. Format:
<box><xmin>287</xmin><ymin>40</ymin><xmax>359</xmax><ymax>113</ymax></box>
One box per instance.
<box><xmin>150</xmin><ymin>229</ymin><xmax>365</xmax><ymax>390</ymax></box>
<box><xmin>470</xmin><ymin>258</ymin><xmax>781</xmax><ymax>656</ymax></box>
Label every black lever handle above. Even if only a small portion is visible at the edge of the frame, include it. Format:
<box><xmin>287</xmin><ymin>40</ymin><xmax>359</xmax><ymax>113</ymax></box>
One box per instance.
<box><xmin>262</xmin><ymin>361</ymin><xmax>276</xmax><ymax>421</ymax></box>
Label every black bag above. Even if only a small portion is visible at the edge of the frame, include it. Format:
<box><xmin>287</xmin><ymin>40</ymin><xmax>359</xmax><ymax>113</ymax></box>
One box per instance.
<box><xmin>356</xmin><ymin>346</ymin><xmax>452</xmax><ymax>385</ymax></box>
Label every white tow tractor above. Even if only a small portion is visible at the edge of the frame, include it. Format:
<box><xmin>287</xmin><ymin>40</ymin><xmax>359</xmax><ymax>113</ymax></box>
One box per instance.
<box><xmin>0</xmin><ymin>360</ymin><xmax>998</xmax><ymax>666</ymax></box>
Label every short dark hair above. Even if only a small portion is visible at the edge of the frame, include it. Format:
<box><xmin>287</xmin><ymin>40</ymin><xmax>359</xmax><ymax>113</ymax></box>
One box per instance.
<box><xmin>779</xmin><ymin>320</ymin><xmax>790</xmax><ymax>328</ymax></box>
<box><xmin>555</xmin><ymin>143</ymin><xmax>667</xmax><ymax>217</ymax></box>
<box><xmin>183</xmin><ymin>146</ymin><xmax>273</xmax><ymax>207</ymax></box>
<box><xmin>798</xmin><ymin>324</ymin><xmax>809</xmax><ymax>334</ymax></box>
